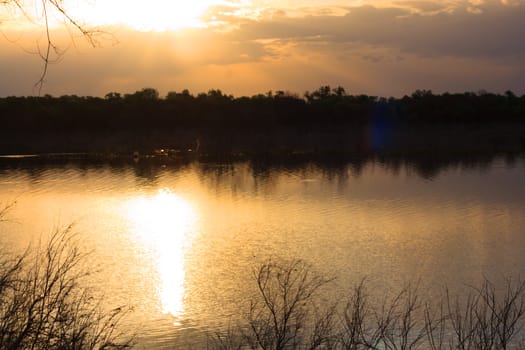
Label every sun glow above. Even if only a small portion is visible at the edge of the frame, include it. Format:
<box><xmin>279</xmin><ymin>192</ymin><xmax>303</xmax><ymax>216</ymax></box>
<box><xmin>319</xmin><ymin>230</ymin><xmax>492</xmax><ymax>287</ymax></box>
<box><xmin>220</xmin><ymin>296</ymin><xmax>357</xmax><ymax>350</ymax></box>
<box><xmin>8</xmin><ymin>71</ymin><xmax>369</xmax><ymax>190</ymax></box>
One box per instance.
<box><xmin>125</xmin><ymin>189</ymin><xmax>197</xmax><ymax>317</ymax></box>
<box><xmin>71</xmin><ymin>0</ymin><xmax>234</xmax><ymax>31</ymax></box>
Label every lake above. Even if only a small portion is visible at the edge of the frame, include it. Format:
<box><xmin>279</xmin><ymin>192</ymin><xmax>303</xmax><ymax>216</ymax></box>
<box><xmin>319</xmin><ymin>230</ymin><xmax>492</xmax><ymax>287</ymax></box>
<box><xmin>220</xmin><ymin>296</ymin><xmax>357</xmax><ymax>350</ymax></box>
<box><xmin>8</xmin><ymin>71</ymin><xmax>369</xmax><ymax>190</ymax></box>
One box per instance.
<box><xmin>1</xmin><ymin>155</ymin><xmax>525</xmax><ymax>348</ymax></box>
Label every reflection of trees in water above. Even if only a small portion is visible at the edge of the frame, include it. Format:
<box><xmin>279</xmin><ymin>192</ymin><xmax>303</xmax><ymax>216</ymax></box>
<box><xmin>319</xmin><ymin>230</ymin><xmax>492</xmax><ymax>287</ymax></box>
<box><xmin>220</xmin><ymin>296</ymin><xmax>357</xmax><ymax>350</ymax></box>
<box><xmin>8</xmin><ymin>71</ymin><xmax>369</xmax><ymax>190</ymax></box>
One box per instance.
<box><xmin>0</xmin><ymin>148</ymin><xmax>523</xmax><ymax>189</ymax></box>
<box><xmin>244</xmin><ymin>152</ymin><xmax>521</xmax><ymax>183</ymax></box>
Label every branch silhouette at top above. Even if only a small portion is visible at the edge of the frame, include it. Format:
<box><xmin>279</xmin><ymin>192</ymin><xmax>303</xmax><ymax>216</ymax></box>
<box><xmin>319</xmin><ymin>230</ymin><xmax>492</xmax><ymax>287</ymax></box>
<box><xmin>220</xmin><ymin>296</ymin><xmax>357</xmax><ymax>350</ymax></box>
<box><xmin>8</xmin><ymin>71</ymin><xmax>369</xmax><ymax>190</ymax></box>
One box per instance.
<box><xmin>2</xmin><ymin>0</ymin><xmax>107</xmax><ymax>94</ymax></box>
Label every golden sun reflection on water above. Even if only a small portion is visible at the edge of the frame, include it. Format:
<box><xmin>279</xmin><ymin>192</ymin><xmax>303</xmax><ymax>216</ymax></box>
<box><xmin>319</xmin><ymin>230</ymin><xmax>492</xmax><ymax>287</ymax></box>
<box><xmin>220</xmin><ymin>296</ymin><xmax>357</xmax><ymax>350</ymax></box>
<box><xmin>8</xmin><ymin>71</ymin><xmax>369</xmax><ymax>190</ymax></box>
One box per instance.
<box><xmin>125</xmin><ymin>189</ymin><xmax>197</xmax><ymax>318</ymax></box>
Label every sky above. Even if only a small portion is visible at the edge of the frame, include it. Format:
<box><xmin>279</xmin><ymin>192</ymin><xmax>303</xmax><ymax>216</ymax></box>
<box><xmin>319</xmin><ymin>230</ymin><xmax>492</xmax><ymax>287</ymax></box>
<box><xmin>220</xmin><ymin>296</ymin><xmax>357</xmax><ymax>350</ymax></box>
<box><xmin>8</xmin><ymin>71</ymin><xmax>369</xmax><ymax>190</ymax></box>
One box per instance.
<box><xmin>0</xmin><ymin>0</ymin><xmax>524</xmax><ymax>97</ymax></box>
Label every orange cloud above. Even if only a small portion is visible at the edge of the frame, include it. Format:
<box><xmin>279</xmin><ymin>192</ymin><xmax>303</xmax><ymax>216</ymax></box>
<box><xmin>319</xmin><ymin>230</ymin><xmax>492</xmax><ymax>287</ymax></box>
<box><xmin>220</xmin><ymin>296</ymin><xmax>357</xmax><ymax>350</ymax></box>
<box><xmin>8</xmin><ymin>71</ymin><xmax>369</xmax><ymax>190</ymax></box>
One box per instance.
<box><xmin>1</xmin><ymin>1</ymin><xmax>524</xmax><ymax>97</ymax></box>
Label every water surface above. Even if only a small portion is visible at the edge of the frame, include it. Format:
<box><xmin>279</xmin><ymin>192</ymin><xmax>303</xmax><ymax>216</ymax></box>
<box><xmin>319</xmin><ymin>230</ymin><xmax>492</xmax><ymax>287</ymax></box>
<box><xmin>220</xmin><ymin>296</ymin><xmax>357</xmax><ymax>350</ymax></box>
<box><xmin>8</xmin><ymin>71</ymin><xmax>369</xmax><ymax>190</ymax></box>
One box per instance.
<box><xmin>1</xmin><ymin>156</ymin><xmax>524</xmax><ymax>348</ymax></box>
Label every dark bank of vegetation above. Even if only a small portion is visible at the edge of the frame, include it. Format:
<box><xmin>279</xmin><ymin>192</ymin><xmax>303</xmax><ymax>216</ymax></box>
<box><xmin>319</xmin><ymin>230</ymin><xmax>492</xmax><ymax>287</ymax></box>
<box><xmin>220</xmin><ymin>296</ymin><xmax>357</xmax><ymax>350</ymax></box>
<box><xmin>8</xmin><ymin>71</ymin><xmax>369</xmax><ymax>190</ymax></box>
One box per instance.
<box><xmin>1</xmin><ymin>87</ymin><xmax>525</xmax><ymax>132</ymax></box>
<box><xmin>0</xmin><ymin>87</ymin><xmax>524</xmax><ymax>157</ymax></box>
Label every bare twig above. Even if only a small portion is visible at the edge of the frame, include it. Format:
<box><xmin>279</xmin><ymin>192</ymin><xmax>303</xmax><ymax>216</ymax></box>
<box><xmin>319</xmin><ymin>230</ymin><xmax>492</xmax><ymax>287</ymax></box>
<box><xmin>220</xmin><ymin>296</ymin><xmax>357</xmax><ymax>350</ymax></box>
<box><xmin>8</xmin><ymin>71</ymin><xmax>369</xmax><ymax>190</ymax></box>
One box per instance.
<box><xmin>0</xmin><ymin>223</ymin><xmax>133</xmax><ymax>349</ymax></box>
<box><xmin>1</xmin><ymin>0</ymin><xmax>105</xmax><ymax>94</ymax></box>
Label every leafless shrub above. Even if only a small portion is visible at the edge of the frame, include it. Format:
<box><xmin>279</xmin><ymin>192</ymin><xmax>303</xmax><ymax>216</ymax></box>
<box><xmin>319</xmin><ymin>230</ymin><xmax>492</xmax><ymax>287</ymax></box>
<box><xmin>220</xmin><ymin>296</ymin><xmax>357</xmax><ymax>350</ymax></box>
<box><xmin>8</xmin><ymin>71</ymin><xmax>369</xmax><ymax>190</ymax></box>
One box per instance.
<box><xmin>339</xmin><ymin>279</ymin><xmax>382</xmax><ymax>350</ymax></box>
<box><xmin>339</xmin><ymin>281</ymin><xmax>427</xmax><ymax>350</ymax></box>
<box><xmin>245</xmin><ymin>259</ymin><xmax>336</xmax><ymax>350</ymax></box>
<box><xmin>0</xmin><ymin>225</ymin><xmax>133</xmax><ymax>349</ymax></box>
<box><xmin>424</xmin><ymin>297</ymin><xmax>447</xmax><ymax>350</ymax></box>
<box><xmin>211</xmin><ymin>258</ymin><xmax>337</xmax><ymax>350</ymax></box>
<box><xmin>208</xmin><ymin>260</ymin><xmax>525</xmax><ymax>350</ymax></box>
<box><xmin>478</xmin><ymin>278</ymin><xmax>525</xmax><ymax>350</ymax></box>
<box><xmin>379</xmin><ymin>284</ymin><xmax>427</xmax><ymax>350</ymax></box>
<box><xmin>207</xmin><ymin>324</ymin><xmax>246</xmax><ymax>350</ymax></box>
<box><xmin>440</xmin><ymin>278</ymin><xmax>525</xmax><ymax>350</ymax></box>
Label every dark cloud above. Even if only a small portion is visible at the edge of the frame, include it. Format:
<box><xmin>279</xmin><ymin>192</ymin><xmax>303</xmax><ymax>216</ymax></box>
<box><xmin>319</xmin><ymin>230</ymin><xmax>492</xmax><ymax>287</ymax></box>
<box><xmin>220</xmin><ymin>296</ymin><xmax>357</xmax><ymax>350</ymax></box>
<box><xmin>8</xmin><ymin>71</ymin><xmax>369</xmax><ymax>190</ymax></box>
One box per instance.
<box><xmin>231</xmin><ymin>1</ymin><xmax>525</xmax><ymax>59</ymax></box>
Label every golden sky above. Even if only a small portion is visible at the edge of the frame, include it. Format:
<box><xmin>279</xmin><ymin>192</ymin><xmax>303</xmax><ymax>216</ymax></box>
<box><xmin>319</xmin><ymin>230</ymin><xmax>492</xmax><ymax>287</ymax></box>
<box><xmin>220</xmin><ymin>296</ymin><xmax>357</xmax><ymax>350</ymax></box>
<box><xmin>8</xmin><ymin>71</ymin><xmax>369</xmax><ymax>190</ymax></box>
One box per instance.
<box><xmin>0</xmin><ymin>0</ymin><xmax>524</xmax><ymax>97</ymax></box>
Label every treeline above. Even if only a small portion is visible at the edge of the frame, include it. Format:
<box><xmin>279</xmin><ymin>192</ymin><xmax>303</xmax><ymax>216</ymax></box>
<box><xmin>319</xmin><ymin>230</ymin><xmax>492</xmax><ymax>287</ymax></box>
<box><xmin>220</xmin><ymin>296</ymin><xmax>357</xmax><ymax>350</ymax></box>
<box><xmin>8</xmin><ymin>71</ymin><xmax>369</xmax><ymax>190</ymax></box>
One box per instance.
<box><xmin>1</xmin><ymin>87</ymin><xmax>524</xmax><ymax>133</ymax></box>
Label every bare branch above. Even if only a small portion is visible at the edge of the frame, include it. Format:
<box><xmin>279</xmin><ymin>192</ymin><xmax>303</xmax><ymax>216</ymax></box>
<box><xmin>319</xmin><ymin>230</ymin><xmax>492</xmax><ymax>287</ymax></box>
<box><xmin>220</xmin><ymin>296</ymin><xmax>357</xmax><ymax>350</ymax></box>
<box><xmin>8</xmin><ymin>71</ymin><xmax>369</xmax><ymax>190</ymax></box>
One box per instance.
<box><xmin>2</xmin><ymin>0</ymin><xmax>108</xmax><ymax>94</ymax></box>
<box><xmin>0</xmin><ymin>223</ymin><xmax>133</xmax><ymax>349</ymax></box>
